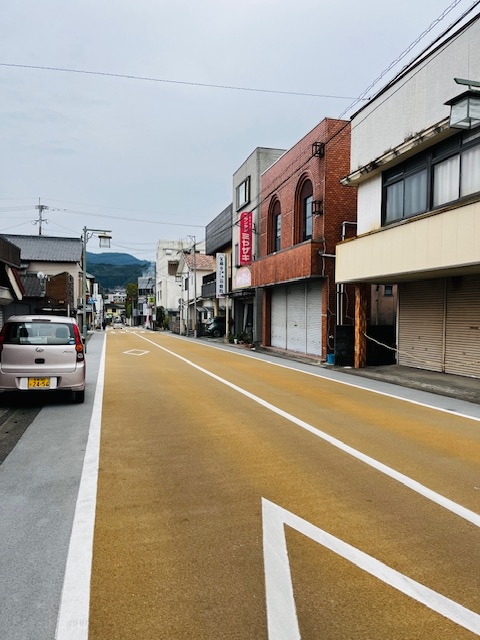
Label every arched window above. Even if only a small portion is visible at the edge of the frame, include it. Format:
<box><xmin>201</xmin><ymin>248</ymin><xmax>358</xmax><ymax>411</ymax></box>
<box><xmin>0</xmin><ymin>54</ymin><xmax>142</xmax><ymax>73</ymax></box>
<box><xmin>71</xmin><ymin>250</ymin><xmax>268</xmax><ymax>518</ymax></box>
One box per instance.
<box><xmin>267</xmin><ymin>199</ymin><xmax>281</xmax><ymax>254</ymax></box>
<box><xmin>272</xmin><ymin>200</ymin><xmax>281</xmax><ymax>253</ymax></box>
<box><xmin>300</xmin><ymin>179</ymin><xmax>313</xmax><ymax>241</ymax></box>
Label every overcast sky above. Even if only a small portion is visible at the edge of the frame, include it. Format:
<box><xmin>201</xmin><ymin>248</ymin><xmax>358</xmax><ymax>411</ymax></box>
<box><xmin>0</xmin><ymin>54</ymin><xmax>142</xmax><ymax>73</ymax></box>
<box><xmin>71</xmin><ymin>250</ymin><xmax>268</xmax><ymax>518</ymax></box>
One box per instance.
<box><xmin>0</xmin><ymin>0</ymin><xmax>476</xmax><ymax>261</ymax></box>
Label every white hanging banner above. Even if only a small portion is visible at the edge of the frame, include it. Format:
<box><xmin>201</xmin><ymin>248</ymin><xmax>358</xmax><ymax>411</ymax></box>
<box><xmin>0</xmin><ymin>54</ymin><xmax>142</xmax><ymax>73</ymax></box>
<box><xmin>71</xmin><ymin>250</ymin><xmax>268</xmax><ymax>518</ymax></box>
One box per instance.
<box><xmin>216</xmin><ymin>253</ymin><xmax>227</xmax><ymax>298</ymax></box>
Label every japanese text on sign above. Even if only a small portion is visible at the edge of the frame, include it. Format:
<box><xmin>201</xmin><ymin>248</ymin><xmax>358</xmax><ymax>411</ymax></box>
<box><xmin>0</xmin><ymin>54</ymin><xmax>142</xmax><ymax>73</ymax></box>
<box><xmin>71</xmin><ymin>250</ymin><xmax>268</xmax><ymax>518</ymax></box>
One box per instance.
<box><xmin>239</xmin><ymin>211</ymin><xmax>253</xmax><ymax>266</ymax></box>
<box><xmin>216</xmin><ymin>253</ymin><xmax>227</xmax><ymax>298</ymax></box>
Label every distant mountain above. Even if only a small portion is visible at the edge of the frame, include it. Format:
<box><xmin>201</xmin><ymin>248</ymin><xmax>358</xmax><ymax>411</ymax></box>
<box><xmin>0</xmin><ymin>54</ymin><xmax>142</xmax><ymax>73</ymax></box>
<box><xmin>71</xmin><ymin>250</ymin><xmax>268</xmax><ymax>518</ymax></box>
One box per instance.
<box><xmin>86</xmin><ymin>252</ymin><xmax>147</xmax><ymax>266</ymax></box>
<box><xmin>86</xmin><ymin>252</ymin><xmax>153</xmax><ymax>290</ymax></box>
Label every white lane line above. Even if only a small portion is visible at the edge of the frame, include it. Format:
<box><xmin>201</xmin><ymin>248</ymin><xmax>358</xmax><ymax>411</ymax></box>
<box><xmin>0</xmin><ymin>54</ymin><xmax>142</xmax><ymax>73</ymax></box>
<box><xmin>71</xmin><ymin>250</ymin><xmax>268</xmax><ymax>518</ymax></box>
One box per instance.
<box><xmin>135</xmin><ymin>334</ymin><xmax>480</xmax><ymax>529</ymax></box>
<box><xmin>55</xmin><ymin>339</ymin><xmax>106</xmax><ymax>640</ymax></box>
<box><xmin>262</xmin><ymin>499</ymin><xmax>480</xmax><ymax>638</ymax></box>
<box><xmin>169</xmin><ymin>336</ymin><xmax>480</xmax><ymax>423</ymax></box>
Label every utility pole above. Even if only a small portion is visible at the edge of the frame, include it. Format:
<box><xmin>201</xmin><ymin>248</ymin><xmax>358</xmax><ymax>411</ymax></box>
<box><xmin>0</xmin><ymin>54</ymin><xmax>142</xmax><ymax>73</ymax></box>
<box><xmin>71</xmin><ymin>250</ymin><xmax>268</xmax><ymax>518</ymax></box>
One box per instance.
<box><xmin>35</xmin><ymin>198</ymin><xmax>49</xmax><ymax>235</ymax></box>
<box><xmin>188</xmin><ymin>235</ymin><xmax>197</xmax><ymax>338</ymax></box>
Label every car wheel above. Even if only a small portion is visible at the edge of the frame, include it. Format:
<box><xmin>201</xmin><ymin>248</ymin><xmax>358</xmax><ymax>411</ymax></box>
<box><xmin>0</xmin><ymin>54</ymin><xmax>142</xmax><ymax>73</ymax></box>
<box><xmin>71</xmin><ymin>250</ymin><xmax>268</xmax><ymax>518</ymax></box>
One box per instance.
<box><xmin>72</xmin><ymin>390</ymin><xmax>85</xmax><ymax>404</ymax></box>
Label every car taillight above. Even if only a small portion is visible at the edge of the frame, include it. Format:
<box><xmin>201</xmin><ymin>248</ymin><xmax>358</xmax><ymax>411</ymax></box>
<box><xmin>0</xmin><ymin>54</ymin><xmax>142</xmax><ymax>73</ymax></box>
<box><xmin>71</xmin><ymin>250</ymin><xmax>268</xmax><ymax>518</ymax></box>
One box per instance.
<box><xmin>73</xmin><ymin>324</ymin><xmax>85</xmax><ymax>361</ymax></box>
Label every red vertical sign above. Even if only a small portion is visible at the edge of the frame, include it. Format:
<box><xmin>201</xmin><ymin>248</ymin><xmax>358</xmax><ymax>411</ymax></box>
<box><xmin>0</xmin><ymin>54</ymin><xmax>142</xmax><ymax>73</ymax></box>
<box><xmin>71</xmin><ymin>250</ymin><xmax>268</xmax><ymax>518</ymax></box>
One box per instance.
<box><xmin>239</xmin><ymin>211</ymin><xmax>253</xmax><ymax>266</ymax></box>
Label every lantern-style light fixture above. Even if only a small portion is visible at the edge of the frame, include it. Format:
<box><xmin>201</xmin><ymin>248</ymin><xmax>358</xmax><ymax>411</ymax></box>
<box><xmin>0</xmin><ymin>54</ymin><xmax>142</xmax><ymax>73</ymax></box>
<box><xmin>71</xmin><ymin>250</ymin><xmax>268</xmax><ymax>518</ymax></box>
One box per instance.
<box><xmin>97</xmin><ymin>232</ymin><xmax>112</xmax><ymax>248</ymax></box>
<box><xmin>445</xmin><ymin>77</ymin><xmax>480</xmax><ymax>130</ymax></box>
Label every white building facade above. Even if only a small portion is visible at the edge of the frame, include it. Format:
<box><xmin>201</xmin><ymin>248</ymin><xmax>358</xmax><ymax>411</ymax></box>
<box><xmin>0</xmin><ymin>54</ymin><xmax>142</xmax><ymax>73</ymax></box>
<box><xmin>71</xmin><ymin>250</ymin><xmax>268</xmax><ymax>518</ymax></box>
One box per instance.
<box><xmin>231</xmin><ymin>147</ymin><xmax>285</xmax><ymax>342</ymax></box>
<box><xmin>336</xmin><ymin>13</ymin><xmax>480</xmax><ymax>376</ymax></box>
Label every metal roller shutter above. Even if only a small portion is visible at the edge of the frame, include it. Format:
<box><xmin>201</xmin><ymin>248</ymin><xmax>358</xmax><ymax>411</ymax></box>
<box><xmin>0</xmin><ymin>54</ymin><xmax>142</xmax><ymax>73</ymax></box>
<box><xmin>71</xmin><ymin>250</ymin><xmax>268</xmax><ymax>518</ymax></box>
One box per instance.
<box><xmin>271</xmin><ymin>282</ymin><xmax>323</xmax><ymax>356</ymax></box>
<box><xmin>271</xmin><ymin>287</ymin><xmax>287</xmax><ymax>350</ymax></box>
<box><xmin>445</xmin><ymin>274</ymin><xmax>480</xmax><ymax>378</ymax></box>
<box><xmin>306</xmin><ymin>281</ymin><xmax>322</xmax><ymax>356</ymax></box>
<box><xmin>286</xmin><ymin>284</ymin><xmax>305</xmax><ymax>353</ymax></box>
<box><xmin>398</xmin><ymin>279</ymin><xmax>445</xmax><ymax>372</ymax></box>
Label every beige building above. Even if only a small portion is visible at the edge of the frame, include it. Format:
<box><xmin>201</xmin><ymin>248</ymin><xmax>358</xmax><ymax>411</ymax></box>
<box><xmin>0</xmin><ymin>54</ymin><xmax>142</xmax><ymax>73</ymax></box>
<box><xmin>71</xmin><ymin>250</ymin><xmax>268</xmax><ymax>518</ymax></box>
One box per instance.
<box><xmin>336</xmin><ymin>13</ymin><xmax>480</xmax><ymax>376</ymax></box>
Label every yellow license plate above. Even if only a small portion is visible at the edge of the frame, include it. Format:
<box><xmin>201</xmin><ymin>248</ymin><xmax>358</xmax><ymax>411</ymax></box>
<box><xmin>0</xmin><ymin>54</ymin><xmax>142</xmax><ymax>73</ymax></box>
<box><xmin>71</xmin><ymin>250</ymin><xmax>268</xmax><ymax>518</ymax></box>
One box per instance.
<box><xmin>28</xmin><ymin>377</ymin><xmax>50</xmax><ymax>388</ymax></box>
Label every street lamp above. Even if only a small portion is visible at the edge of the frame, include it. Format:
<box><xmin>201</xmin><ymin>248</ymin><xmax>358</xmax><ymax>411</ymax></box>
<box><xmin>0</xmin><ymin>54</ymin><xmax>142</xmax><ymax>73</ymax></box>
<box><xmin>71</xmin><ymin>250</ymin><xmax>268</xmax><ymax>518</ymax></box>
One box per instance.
<box><xmin>446</xmin><ymin>78</ymin><xmax>480</xmax><ymax>130</ymax></box>
<box><xmin>82</xmin><ymin>226</ymin><xmax>112</xmax><ymax>350</ymax></box>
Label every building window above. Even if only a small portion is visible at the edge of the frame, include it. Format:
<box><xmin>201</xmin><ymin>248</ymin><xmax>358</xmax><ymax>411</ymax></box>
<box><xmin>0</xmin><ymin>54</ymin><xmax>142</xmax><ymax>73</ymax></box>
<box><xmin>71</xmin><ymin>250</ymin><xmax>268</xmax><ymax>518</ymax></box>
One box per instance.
<box><xmin>384</xmin><ymin>285</ymin><xmax>393</xmax><ymax>296</ymax></box>
<box><xmin>383</xmin><ymin>130</ymin><xmax>480</xmax><ymax>224</ymax></box>
<box><xmin>274</xmin><ymin>213</ymin><xmax>281</xmax><ymax>252</ymax></box>
<box><xmin>299</xmin><ymin>180</ymin><xmax>313</xmax><ymax>241</ymax></box>
<box><xmin>236</xmin><ymin>177</ymin><xmax>250</xmax><ymax>210</ymax></box>
<box><xmin>267</xmin><ymin>199</ymin><xmax>282</xmax><ymax>254</ymax></box>
<box><xmin>271</xmin><ymin>200</ymin><xmax>281</xmax><ymax>253</ymax></box>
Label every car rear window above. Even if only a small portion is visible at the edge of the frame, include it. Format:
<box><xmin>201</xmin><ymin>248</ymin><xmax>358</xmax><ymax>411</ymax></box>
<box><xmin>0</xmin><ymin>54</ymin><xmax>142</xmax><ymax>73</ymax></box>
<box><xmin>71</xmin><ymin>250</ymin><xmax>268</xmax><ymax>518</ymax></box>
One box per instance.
<box><xmin>3</xmin><ymin>322</ymin><xmax>75</xmax><ymax>346</ymax></box>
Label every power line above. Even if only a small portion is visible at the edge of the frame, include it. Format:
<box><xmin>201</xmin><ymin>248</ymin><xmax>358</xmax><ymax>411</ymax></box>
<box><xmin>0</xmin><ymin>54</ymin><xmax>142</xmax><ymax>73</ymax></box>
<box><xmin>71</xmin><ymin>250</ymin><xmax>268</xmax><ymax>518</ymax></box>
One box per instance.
<box><xmin>339</xmin><ymin>0</ymin><xmax>476</xmax><ymax>117</ymax></box>
<box><xmin>0</xmin><ymin>62</ymin><xmax>360</xmax><ymax>101</ymax></box>
<box><xmin>49</xmin><ymin>206</ymin><xmax>206</xmax><ymax>229</ymax></box>
<box><xmin>5</xmin><ymin>4</ymin><xmax>479</xmax><ymax>251</ymax></box>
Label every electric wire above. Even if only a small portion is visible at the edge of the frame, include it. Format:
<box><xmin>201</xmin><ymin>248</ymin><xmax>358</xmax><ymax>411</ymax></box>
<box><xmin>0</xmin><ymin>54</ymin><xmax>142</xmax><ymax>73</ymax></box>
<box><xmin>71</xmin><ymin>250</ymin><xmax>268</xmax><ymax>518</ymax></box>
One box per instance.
<box><xmin>338</xmin><ymin>0</ymin><xmax>473</xmax><ymax>117</ymax></box>
<box><xmin>0</xmin><ymin>62</ymin><xmax>359</xmax><ymax>101</ymax></box>
<box><xmin>193</xmin><ymin>2</ymin><xmax>480</xmax><ymax>242</ymax></box>
<box><xmin>2</xmin><ymin>3</ymin><xmax>479</xmax><ymax>253</ymax></box>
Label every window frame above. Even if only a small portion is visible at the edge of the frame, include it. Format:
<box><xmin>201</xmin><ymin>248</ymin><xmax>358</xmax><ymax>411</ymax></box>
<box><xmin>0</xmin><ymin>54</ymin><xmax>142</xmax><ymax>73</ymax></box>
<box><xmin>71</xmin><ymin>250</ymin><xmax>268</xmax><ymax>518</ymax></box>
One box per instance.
<box><xmin>382</xmin><ymin>130</ymin><xmax>480</xmax><ymax>225</ymax></box>
<box><xmin>274</xmin><ymin>212</ymin><xmax>281</xmax><ymax>252</ymax></box>
<box><xmin>236</xmin><ymin>176</ymin><xmax>251</xmax><ymax>211</ymax></box>
<box><xmin>298</xmin><ymin>179</ymin><xmax>313</xmax><ymax>242</ymax></box>
<box><xmin>267</xmin><ymin>199</ymin><xmax>282</xmax><ymax>255</ymax></box>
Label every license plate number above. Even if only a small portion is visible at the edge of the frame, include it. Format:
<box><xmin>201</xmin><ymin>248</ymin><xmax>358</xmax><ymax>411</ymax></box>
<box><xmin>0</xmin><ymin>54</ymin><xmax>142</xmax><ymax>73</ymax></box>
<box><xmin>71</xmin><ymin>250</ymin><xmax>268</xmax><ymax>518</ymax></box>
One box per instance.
<box><xmin>28</xmin><ymin>377</ymin><xmax>50</xmax><ymax>388</ymax></box>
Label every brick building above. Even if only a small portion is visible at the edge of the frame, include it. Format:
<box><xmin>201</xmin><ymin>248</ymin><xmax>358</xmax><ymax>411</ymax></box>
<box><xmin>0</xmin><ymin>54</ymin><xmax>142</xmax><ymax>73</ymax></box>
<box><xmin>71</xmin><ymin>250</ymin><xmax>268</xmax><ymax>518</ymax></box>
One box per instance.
<box><xmin>251</xmin><ymin>118</ymin><xmax>357</xmax><ymax>359</ymax></box>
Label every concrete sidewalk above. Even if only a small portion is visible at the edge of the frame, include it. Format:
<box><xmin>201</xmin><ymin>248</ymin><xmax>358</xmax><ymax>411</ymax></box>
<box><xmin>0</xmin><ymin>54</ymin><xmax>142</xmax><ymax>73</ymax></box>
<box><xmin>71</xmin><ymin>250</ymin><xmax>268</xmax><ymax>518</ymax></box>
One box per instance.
<box><xmin>250</xmin><ymin>343</ymin><xmax>480</xmax><ymax>406</ymax></box>
<box><xmin>336</xmin><ymin>364</ymin><xmax>480</xmax><ymax>406</ymax></box>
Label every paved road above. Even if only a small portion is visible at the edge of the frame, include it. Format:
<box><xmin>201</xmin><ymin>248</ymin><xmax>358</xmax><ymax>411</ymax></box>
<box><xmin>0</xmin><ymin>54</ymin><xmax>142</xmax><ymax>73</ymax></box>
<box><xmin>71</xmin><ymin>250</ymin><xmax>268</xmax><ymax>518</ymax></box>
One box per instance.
<box><xmin>1</xmin><ymin>329</ymin><xmax>479</xmax><ymax>639</ymax></box>
<box><xmin>85</xmin><ymin>329</ymin><xmax>480</xmax><ymax>639</ymax></box>
<box><xmin>0</xmin><ymin>332</ymin><xmax>105</xmax><ymax>640</ymax></box>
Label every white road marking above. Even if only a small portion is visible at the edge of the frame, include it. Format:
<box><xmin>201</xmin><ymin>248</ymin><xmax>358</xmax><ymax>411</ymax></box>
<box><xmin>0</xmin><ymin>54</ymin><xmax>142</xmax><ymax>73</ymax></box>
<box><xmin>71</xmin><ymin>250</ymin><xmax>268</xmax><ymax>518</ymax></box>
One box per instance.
<box><xmin>135</xmin><ymin>333</ymin><xmax>480</xmax><ymax>529</ymax></box>
<box><xmin>123</xmin><ymin>349</ymin><xmax>149</xmax><ymax>356</ymax></box>
<box><xmin>262</xmin><ymin>499</ymin><xmax>480</xmax><ymax>638</ymax></box>
<box><xmin>55</xmin><ymin>339</ymin><xmax>106</xmax><ymax>640</ymax></box>
<box><xmin>203</xmin><ymin>340</ymin><xmax>480</xmax><ymax>423</ymax></box>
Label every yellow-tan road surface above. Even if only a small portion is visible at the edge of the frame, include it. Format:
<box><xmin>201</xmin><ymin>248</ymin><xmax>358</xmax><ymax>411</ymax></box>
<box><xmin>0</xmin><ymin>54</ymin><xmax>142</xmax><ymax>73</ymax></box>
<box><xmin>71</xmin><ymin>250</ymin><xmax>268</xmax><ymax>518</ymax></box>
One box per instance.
<box><xmin>89</xmin><ymin>330</ymin><xmax>480</xmax><ymax>639</ymax></box>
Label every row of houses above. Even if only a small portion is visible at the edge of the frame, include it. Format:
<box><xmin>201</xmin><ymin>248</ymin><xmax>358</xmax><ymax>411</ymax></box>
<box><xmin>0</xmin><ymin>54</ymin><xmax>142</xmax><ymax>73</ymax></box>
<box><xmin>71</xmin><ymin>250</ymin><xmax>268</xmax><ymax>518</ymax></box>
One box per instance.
<box><xmin>159</xmin><ymin>11</ymin><xmax>480</xmax><ymax>377</ymax></box>
<box><xmin>0</xmin><ymin>233</ymin><xmax>116</xmax><ymax>330</ymax></box>
<box><xmin>3</xmin><ymin>13</ymin><xmax>480</xmax><ymax>378</ymax></box>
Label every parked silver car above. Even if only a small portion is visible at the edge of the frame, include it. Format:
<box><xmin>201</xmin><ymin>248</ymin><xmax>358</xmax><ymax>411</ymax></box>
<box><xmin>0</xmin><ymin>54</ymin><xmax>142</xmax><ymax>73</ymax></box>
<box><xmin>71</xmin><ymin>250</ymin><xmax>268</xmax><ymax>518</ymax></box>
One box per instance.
<box><xmin>0</xmin><ymin>315</ymin><xmax>86</xmax><ymax>403</ymax></box>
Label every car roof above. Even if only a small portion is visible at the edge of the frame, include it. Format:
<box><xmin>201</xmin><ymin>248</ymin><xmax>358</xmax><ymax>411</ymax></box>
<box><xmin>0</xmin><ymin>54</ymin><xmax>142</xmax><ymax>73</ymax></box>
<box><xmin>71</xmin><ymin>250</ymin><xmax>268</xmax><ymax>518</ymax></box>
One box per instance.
<box><xmin>6</xmin><ymin>315</ymin><xmax>76</xmax><ymax>324</ymax></box>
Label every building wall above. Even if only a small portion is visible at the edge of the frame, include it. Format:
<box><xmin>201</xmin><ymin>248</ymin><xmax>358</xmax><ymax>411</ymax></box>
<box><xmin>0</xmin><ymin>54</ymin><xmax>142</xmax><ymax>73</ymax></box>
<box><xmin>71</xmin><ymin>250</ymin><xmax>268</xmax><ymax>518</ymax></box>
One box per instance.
<box><xmin>254</xmin><ymin>118</ymin><xmax>357</xmax><ymax>357</ymax></box>
<box><xmin>350</xmin><ymin>16</ymin><xmax>480</xmax><ymax>235</ymax></box>
<box><xmin>336</xmin><ymin>202</ymin><xmax>480</xmax><ymax>283</ymax></box>
<box><xmin>350</xmin><ymin>16</ymin><xmax>480</xmax><ymax>172</ymax></box>
<box><xmin>156</xmin><ymin>240</ymin><xmax>185</xmax><ymax>314</ymax></box>
<box><xmin>26</xmin><ymin>260</ymin><xmax>82</xmax><ymax>307</ymax></box>
<box><xmin>232</xmin><ymin>147</ymin><xmax>285</xmax><ymax>274</ymax></box>
<box><xmin>259</xmin><ymin>119</ymin><xmax>354</xmax><ymax>256</ymax></box>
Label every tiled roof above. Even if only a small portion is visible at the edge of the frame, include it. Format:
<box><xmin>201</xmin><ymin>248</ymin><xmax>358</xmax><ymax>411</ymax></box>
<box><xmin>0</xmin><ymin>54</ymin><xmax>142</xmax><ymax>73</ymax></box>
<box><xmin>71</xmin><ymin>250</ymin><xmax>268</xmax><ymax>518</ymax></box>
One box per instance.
<box><xmin>184</xmin><ymin>252</ymin><xmax>214</xmax><ymax>271</ymax></box>
<box><xmin>2</xmin><ymin>234</ymin><xmax>82</xmax><ymax>263</ymax></box>
<box><xmin>138</xmin><ymin>276</ymin><xmax>154</xmax><ymax>288</ymax></box>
